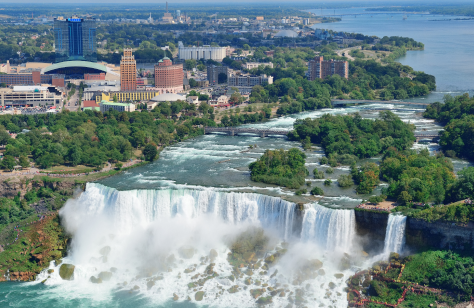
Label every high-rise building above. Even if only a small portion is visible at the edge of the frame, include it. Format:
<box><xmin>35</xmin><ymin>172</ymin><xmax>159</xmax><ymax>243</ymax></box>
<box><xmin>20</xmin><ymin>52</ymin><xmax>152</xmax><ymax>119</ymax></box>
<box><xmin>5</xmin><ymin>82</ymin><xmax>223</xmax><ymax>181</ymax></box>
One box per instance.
<box><xmin>53</xmin><ymin>16</ymin><xmax>97</xmax><ymax>63</ymax></box>
<box><xmin>120</xmin><ymin>49</ymin><xmax>137</xmax><ymax>91</ymax></box>
<box><xmin>207</xmin><ymin>65</ymin><xmax>228</xmax><ymax>85</ymax></box>
<box><xmin>307</xmin><ymin>56</ymin><xmax>348</xmax><ymax>80</ymax></box>
<box><xmin>154</xmin><ymin>57</ymin><xmax>183</xmax><ymax>94</ymax></box>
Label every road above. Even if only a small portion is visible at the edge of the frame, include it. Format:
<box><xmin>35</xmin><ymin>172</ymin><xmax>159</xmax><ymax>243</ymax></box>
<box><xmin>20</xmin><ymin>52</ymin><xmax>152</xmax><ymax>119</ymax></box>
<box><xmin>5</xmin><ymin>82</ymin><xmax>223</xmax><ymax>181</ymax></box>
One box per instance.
<box><xmin>336</xmin><ymin>46</ymin><xmax>360</xmax><ymax>61</ymax></box>
<box><xmin>64</xmin><ymin>80</ymin><xmax>81</xmax><ymax>111</ymax></box>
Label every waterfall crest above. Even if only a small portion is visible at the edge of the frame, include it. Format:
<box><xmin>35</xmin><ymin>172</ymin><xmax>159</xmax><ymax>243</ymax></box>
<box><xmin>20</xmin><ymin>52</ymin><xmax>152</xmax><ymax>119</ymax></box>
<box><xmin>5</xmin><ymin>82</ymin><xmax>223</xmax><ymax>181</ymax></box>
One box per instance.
<box><xmin>65</xmin><ymin>183</ymin><xmax>296</xmax><ymax>239</ymax></box>
<box><xmin>300</xmin><ymin>203</ymin><xmax>356</xmax><ymax>252</ymax></box>
<box><xmin>383</xmin><ymin>214</ymin><xmax>407</xmax><ymax>255</ymax></box>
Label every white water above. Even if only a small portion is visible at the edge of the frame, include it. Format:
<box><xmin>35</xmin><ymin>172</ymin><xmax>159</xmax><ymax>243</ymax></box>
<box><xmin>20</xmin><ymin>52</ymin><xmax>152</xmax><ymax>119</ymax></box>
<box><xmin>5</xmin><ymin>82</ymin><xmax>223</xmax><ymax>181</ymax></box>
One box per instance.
<box><xmin>301</xmin><ymin>203</ymin><xmax>356</xmax><ymax>253</ymax></box>
<box><xmin>383</xmin><ymin>214</ymin><xmax>407</xmax><ymax>255</ymax></box>
<box><xmin>31</xmin><ymin>183</ymin><xmax>368</xmax><ymax>307</ymax></box>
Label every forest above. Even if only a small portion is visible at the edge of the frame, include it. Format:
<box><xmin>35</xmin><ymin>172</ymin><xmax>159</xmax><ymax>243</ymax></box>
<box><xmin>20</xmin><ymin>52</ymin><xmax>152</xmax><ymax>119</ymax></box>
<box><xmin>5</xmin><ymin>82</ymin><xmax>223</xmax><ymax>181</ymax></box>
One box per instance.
<box><xmin>424</xmin><ymin>94</ymin><xmax>474</xmax><ymax>160</ymax></box>
<box><xmin>289</xmin><ymin>111</ymin><xmax>415</xmax><ymax>159</ymax></box>
<box><xmin>249</xmin><ymin>148</ymin><xmax>308</xmax><ymax>189</ymax></box>
<box><xmin>0</xmin><ymin>101</ymin><xmax>216</xmax><ymax>171</ymax></box>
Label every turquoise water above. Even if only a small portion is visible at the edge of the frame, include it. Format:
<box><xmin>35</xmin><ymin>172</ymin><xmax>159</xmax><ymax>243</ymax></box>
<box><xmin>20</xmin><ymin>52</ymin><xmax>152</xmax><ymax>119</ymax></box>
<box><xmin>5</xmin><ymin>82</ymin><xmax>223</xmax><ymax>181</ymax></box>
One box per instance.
<box><xmin>2</xmin><ymin>7</ymin><xmax>474</xmax><ymax>307</ymax></box>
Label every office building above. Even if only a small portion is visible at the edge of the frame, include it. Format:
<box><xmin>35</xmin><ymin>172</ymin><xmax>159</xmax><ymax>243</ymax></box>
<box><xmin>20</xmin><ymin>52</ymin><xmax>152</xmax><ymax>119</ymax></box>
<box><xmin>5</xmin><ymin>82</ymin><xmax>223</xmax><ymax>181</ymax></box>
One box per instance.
<box><xmin>84</xmin><ymin>73</ymin><xmax>105</xmax><ymax>81</ymax></box>
<box><xmin>228</xmin><ymin>74</ymin><xmax>273</xmax><ymax>88</ymax></box>
<box><xmin>178</xmin><ymin>46</ymin><xmax>227</xmax><ymax>62</ymax></box>
<box><xmin>0</xmin><ymin>71</ymin><xmax>65</xmax><ymax>87</ymax></box>
<box><xmin>53</xmin><ymin>16</ymin><xmax>97</xmax><ymax>63</ymax></box>
<box><xmin>120</xmin><ymin>49</ymin><xmax>137</xmax><ymax>91</ymax></box>
<box><xmin>0</xmin><ymin>86</ymin><xmax>63</xmax><ymax>107</ymax></box>
<box><xmin>307</xmin><ymin>56</ymin><xmax>349</xmax><ymax>80</ymax></box>
<box><xmin>207</xmin><ymin>65</ymin><xmax>228</xmax><ymax>85</ymax></box>
<box><xmin>154</xmin><ymin>57</ymin><xmax>183</xmax><ymax>94</ymax></box>
<box><xmin>100</xmin><ymin>101</ymin><xmax>135</xmax><ymax>113</ymax></box>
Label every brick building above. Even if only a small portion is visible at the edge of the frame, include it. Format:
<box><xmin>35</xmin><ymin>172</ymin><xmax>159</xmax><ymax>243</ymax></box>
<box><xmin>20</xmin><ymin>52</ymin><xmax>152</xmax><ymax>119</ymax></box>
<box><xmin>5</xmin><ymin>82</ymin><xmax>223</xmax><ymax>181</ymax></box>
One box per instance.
<box><xmin>84</xmin><ymin>73</ymin><xmax>106</xmax><ymax>81</ymax></box>
<box><xmin>0</xmin><ymin>71</ymin><xmax>65</xmax><ymax>87</ymax></box>
<box><xmin>154</xmin><ymin>57</ymin><xmax>183</xmax><ymax>94</ymax></box>
<box><xmin>120</xmin><ymin>49</ymin><xmax>137</xmax><ymax>91</ymax></box>
<box><xmin>307</xmin><ymin>56</ymin><xmax>349</xmax><ymax>80</ymax></box>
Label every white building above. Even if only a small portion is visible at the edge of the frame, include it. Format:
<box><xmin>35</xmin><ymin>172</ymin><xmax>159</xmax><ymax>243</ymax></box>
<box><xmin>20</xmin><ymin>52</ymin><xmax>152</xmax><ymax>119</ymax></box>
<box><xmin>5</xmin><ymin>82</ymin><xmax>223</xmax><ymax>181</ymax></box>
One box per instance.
<box><xmin>186</xmin><ymin>96</ymin><xmax>199</xmax><ymax>106</ymax></box>
<box><xmin>244</xmin><ymin>62</ymin><xmax>274</xmax><ymax>70</ymax></box>
<box><xmin>178</xmin><ymin>46</ymin><xmax>228</xmax><ymax>62</ymax></box>
<box><xmin>0</xmin><ymin>86</ymin><xmax>63</xmax><ymax>107</ymax></box>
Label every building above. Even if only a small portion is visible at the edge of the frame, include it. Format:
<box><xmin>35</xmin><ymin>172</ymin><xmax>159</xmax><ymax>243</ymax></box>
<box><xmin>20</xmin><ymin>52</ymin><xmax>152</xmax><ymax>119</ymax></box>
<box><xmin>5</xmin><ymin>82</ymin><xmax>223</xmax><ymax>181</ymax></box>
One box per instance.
<box><xmin>0</xmin><ymin>61</ymin><xmax>10</xmax><ymax>74</ymax></box>
<box><xmin>84</xmin><ymin>73</ymin><xmax>105</xmax><ymax>81</ymax></box>
<box><xmin>307</xmin><ymin>56</ymin><xmax>348</xmax><ymax>80</ymax></box>
<box><xmin>256</xmin><ymin>16</ymin><xmax>264</xmax><ymax>21</ymax></box>
<box><xmin>42</xmin><ymin>61</ymin><xmax>108</xmax><ymax>80</ymax></box>
<box><xmin>0</xmin><ymin>71</ymin><xmax>65</xmax><ymax>87</ymax></box>
<box><xmin>209</xmin><ymin>95</ymin><xmax>229</xmax><ymax>107</ymax></box>
<box><xmin>100</xmin><ymin>101</ymin><xmax>135</xmax><ymax>113</ymax></box>
<box><xmin>82</xmin><ymin>100</ymin><xmax>100</xmax><ymax>111</ymax></box>
<box><xmin>228</xmin><ymin>74</ymin><xmax>273</xmax><ymax>88</ymax></box>
<box><xmin>154</xmin><ymin>57</ymin><xmax>183</xmax><ymax>94</ymax></box>
<box><xmin>95</xmin><ymin>91</ymin><xmax>161</xmax><ymax>103</ymax></box>
<box><xmin>120</xmin><ymin>49</ymin><xmax>137</xmax><ymax>91</ymax></box>
<box><xmin>207</xmin><ymin>65</ymin><xmax>228</xmax><ymax>85</ymax></box>
<box><xmin>0</xmin><ymin>86</ymin><xmax>63</xmax><ymax>107</ymax></box>
<box><xmin>178</xmin><ymin>46</ymin><xmax>227</xmax><ymax>62</ymax></box>
<box><xmin>162</xmin><ymin>2</ymin><xmax>173</xmax><ymax>23</ymax></box>
<box><xmin>186</xmin><ymin>96</ymin><xmax>199</xmax><ymax>106</ymax></box>
<box><xmin>150</xmin><ymin>92</ymin><xmax>185</xmax><ymax>103</ymax></box>
<box><xmin>244</xmin><ymin>62</ymin><xmax>274</xmax><ymax>70</ymax></box>
<box><xmin>53</xmin><ymin>16</ymin><xmax>97</xmax><ymax>63</ymax></box>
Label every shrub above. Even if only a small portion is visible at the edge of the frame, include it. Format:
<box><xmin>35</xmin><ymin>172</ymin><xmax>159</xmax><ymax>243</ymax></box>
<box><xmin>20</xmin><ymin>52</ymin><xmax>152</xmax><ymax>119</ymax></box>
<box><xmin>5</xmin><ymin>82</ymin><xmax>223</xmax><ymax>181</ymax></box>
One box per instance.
<box><xmin>295</xmin><ymin>189</ymin><xmax>307</xmax><ymax>196</ymax></box>
<box><xmin>319</xmin><ymin>157</ymin><xmax>328</xmax><ymax>165</ymax></box>
<box><xmin>326</xmin><ymin>167</ymin><xmax>334</xmax><ymax>174</ymax></box>
<box><xmin>324</xmin><ymin>179</ymin><xmax>332</xmax><ymax>186</ymax></box>
<box><xmin>313</xmin><ymin>169</ymin><xmax>325</xmax><ymax>179</ymax></box>
<box><xmin>338</xmin><ymin>174</ymin><xmax>354</xmax><ymax>188</ymax></box>
<box><xmin>311</xmin><ymin>187</ymin><xmax>324</xmax><ymax>196</ymax></box>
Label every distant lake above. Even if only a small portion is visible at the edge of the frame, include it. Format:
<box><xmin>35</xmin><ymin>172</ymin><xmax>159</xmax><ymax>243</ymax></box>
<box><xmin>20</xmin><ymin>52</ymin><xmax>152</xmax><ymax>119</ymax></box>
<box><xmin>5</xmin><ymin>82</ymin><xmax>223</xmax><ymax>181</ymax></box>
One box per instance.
<box><xmin>309</xmin><ymin>7</ymin><xmax>474</xmax><ymax>99</ymax></box>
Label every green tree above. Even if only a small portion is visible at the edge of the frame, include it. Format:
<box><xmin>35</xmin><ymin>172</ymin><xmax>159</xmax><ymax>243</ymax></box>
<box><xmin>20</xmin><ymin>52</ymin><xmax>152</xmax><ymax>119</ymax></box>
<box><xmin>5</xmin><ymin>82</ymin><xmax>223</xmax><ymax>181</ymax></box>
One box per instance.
<box><xmin>1</xmin><ymin>155</ymin><xmax>15</xmax><ymax>171</ymax></box>
<box><xmin>18</xmin><ymin>155</ymin><xmax>29</xmax><ymax>169</ymax></box>
<box><xmin>143</xmin><ymin>143</ymin><xmax>158</xmax><ymax>161</ymax></box>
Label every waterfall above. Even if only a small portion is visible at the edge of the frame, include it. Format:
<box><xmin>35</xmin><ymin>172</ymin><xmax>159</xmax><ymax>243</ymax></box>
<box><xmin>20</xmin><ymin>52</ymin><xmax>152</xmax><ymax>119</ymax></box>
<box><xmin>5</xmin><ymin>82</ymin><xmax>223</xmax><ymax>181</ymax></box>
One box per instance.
<box><xmin>64</xmin><ymin>183</ymin><xmax>296</xmax><ymax>240</ymax></box>
<box><xmin>383</xmin><ymin>214</ymin><xmax>407</xmax><ymax>255</ymax></box>
<box><xmin>300</xmin><ymin>203</ymin><xmax>356</xmax><ymax>252</ymax></box>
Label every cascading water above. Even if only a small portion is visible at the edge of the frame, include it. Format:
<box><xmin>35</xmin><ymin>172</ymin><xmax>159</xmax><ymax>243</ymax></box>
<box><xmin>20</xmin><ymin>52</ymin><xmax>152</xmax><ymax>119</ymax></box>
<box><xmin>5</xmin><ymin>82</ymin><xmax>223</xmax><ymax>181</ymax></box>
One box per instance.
<box><xmin>300</xmin><ymin>203</ymin><xmax>356</xmax><ymax>252</ymax></box>
<box><xmin>383</xmin><ymin>214</ymin><xmax>407</xmax><ymax>255</ymax></box>
<box><xmin>28</xmin><ymin>183</ymin><xmax>363</xmax><ymax>307</ymax></box>
<box><xmin>70</xmin><ymin>183</ymin><xmax>295</xmax><ymax>239</ymax></box>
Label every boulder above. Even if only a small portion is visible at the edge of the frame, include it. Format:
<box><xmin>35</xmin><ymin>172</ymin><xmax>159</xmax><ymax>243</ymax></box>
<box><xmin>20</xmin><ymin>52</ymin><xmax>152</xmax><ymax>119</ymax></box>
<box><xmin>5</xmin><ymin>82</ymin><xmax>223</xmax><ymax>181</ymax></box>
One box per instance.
<box><xmin>90</xmin><ymin>276</ymin><xmax>102</xmax><ymax>284</ymax></box>
<box><xmin>334</xmin><ymin>273</ymin><xmax>344</xmax><ymax>279</ymax></box>
<box><xmin>318</xmin><ymin>269</ymin><xmax>325</xmax><ymax>276</ymax></box>
<box><xmin>98</xmin><ymin>271</ymin><xmax>113</xmax><ymax>281</ymax></box>
<box><xmin>59</xmin><ymin>264</ymin><xmax>75</xmax><ymax>280</ymax></box>
<box><xmin>173</xmin><ymin>293</ymin><xmax>179</xmax><ymax>301</ymax></box>
<box><xmin>195</xmin><ymin>291</ymin><xmax>205</xmax><ymax>301</ymax></box>
<box><xmin>178</xmin><ymin>246</ymin><xmax>195</xmax><ymax>259</ymax></box>
<box><xmin>147</xmin><ymin>281</ymin><xmax>155</xmax><ymax>290</ymax></box>
<box><xmin>209</xmin><ymin>249</ymin><xmax>218</xmax><ymax>261</ymax></box>
<box><xmin>329</xmin><ymin>282</ymin><xmax>336</xmax><ymax>289</ymax></box>
<box><xmin>99</xmin><ymin>246</ymin><xmax>111</xmax><ymax>257</ymax></box>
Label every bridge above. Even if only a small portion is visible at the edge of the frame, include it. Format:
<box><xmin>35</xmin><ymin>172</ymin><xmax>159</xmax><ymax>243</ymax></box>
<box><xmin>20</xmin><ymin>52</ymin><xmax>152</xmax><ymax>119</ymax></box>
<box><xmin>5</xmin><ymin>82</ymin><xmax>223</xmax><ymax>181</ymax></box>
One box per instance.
<box><xmin>414</xmin><ymin>132</ymin><xmax>440</xmax><ymax>142</ymax></box>
<box><xmin>331</xmin><ymin>100</ymin><xmax>430</xmax><ymax>107</ymax></box>
<box><xmin>204</xmin><ymin>127</ymin><xmax>288</xmax><ymax>137</ymax></box>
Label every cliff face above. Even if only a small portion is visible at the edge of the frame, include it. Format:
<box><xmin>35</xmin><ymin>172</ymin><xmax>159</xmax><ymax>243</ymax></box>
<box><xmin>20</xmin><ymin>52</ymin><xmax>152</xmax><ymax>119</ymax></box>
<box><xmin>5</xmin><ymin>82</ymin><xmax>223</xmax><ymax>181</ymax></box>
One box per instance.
<box><xmin>354</xmin><ymin>210</ymin><xmax>389</xmax><ymax>240</ymax></box>
<box><xmin>0</xmin><ymin>176</ymin><xmax>81</xmax><ymax>198</ymax></box>
<box><xmin>405</xmin><ymin>217</ymin><xmax>474</xmax><ymax>252</ymax></box>
<box><xmin>354</xmin><ymin>210</ymin><xmax>389</xmax><ymax>254</ymax></box>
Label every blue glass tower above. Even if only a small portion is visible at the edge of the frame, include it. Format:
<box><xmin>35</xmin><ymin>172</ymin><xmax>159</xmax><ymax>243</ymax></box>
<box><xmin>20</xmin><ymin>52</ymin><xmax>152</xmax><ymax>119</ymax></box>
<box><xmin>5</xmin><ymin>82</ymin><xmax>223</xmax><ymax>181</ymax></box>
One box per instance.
<box><xmin>54</xmin><ymin>17</ymin><xmax>97</xmax><ymax>63</ymax></box>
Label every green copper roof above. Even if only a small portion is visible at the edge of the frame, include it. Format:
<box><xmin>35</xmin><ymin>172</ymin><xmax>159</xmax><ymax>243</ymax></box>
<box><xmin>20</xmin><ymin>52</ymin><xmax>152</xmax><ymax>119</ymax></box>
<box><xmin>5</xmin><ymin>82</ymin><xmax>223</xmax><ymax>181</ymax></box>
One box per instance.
<box><xmin>101</xmin><ymin>101</ymin><xmax>133</xmax><ymax>107</ymax></box>
<box><xmin>43</xmin><ymin>61</ymin><xmax>108</xmax><ymax>74</ymax></box>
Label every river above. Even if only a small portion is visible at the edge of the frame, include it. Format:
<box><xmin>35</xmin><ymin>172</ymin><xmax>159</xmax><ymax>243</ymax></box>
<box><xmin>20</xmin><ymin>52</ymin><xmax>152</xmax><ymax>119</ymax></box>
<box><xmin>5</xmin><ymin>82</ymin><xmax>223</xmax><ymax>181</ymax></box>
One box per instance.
<box><xmin>0</xmin><ymin>7</ymin><xmax>473</xmax><ymax>308</ymax></box>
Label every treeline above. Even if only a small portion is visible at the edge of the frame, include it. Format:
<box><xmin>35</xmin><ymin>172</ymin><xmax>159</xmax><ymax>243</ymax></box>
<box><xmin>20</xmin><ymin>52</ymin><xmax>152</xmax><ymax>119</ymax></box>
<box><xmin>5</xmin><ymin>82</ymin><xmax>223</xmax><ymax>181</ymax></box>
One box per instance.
<box><xmin>0</xmin><ymin>101</ymin><xmax>216</xmax><ymax>170</ymax></box>
<box><xmin>248</xmin><ymin>57</ymin><xmax>435</xmax><ymax>109</ymax></box>
<box><xmin>424</xmin><ymin>94</ymin><xmax>474</xmax><ymax>160</ymax></box>
<box><xmin>289</xmin><ymin>111</ymin><xmax>415</xmax><ymax>159</ymax></box>
<box><xmin>367</xmin><ymin>6</ymin><xmax>474</xmax><ymax>17</ymax></box>
<box><xmin>249</xmin><ymin>148</ymin><xmax>308</xmax><ymax>189</ymax></box>
<box><xmin>377</xmin><ymin>36</ymin><xmax>424</xmax><ymax>49</ymax></box>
